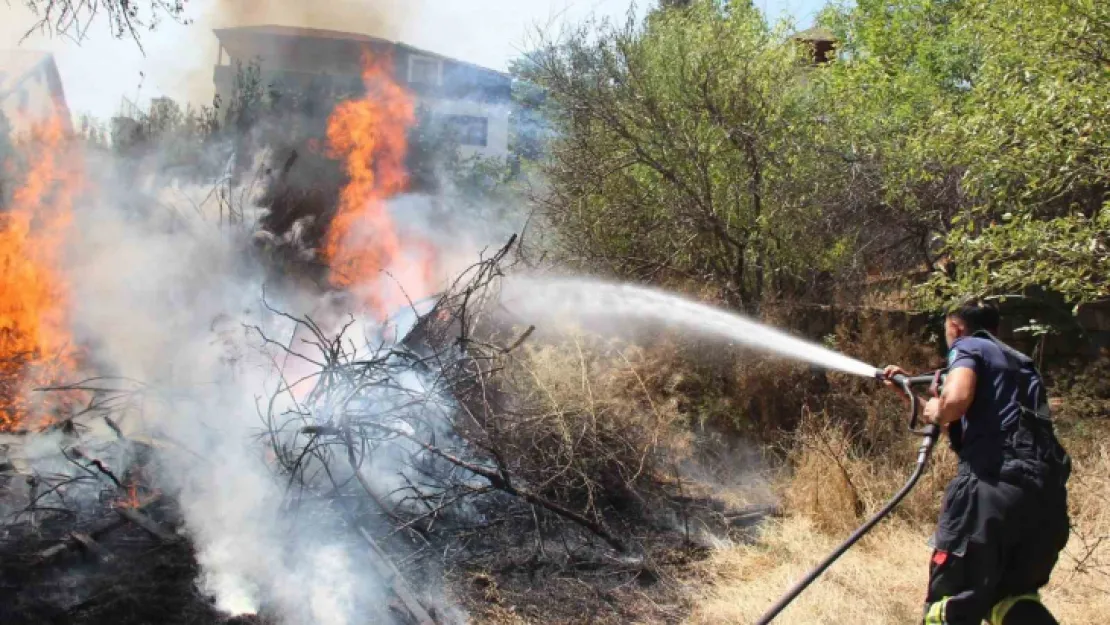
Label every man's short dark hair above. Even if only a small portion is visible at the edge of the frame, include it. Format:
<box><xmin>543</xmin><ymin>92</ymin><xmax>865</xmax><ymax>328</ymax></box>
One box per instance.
<box><xmin>947</xmin><ymin>299</ymin><xmax>1000</xmax><ymax>334</ymax></box>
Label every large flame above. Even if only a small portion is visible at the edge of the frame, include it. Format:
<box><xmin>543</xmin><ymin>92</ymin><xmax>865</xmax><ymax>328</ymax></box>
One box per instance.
<box><xmin>0</xmin><ymin>117</ymin><xmax>82</xmax><ymax>431</ymax></box>
<box><xmin>323</xmin><ymin>52</ymin><xmax>436</xmax><ymax>318</ymax></box>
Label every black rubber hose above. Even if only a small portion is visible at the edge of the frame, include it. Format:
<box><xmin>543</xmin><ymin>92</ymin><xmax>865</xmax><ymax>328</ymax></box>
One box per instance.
<box><xmin>755</xmin><ymin>423</ymin><xmax>941</xmax><ymax>625</ymax></box>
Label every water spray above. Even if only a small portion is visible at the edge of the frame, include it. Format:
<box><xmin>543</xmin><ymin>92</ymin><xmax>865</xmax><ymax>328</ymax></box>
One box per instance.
<box><xmin>502</xmin><ymin>277</ymin><xmax>947</xmax><ymax>623</ymax></box>
<box><xmin>501</xmin><ymin>278</ymin><xmax>881</xmax><ymax>379</ymax></box>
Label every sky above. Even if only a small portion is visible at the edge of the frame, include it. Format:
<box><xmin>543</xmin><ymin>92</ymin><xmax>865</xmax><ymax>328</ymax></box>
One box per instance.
<box><xmin>2</xmin><ymin>0</ymin><xmax>825</xmax><ymax>122</ymax></box>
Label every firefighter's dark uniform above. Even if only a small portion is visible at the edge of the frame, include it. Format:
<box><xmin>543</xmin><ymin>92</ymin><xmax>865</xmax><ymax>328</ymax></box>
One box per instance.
<box><xmin>923</xmin><ymin>332</ymin><xmax>1071</xmax><ymax>625</ymax></box>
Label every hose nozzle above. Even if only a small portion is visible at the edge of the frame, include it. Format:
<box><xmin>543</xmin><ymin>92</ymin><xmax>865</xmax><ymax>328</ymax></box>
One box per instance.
<box><xmin>874</xmin><ymin>368</ymin><xmax>946</xmax><ymax>435</ymax></box>
<box><xmin>876</xmin><ymin>369</ymin><xmax>933</xmax><ymax>387</ymax></box>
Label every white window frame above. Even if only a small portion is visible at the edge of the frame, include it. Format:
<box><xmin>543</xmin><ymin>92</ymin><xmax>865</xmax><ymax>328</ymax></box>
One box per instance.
<box><xmin>407</xmin><ymin>55</ymin><xmax>443</xmax><ymax>86</ymax></box>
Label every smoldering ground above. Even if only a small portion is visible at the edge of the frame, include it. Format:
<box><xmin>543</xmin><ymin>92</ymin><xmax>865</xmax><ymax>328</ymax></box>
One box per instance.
<box><xmin>0</xmin><ymin>93</ymin><xmax>529</xmax><ymax>625</ymax></box>
<box><xmin>56</xmin><ymin>161</ymin><xmax>397</xmax><ymax>624</ymax></box>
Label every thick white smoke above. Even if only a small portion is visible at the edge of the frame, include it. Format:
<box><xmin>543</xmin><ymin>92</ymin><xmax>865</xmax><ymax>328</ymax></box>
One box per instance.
<box><xmin>19</xmin><ymin>147</ymin><xmax>494</xmax><ymax>623</ymax></box>
<box><xmin>4</xmin><ymin>3</ymin><xmax>525</xmax><ymax>615</ymax></box>
<box><xmin>60</xmin><ymin>173</ymin><xmax>382</xmax><ymax>621</ymax></box>
<box><xmin>27</xmin><ymin>119</ymin><xmax>526</xmax><ymax>621</ymax></box>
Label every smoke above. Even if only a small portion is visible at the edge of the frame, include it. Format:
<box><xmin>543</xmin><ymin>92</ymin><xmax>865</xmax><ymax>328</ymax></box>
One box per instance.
<box><xmin>8</xmin><ymin>105</ymin><xmax>521</xmax><ymax>625</ymax></box>
<box><xmin>204</xmin><ymin>0</ymin><xmax>413</xmax><ymax>37</ymax></box>
<box><xmin>53</xmin><ymin>166</ymin><xmax>391</xmax><ymax>621</ymax></box>
<box><xmin>1</xmin><ymin>0</ymin><xmax>415</xmax><ymax>121</ymax></box>
<box><xmin>170</xmin><ymin>0</ymin><xmax>414</xmax><ymax>108</ymax></box>
<box><xmin>2</xmin><ymin>3</ymin><xmax>527</xmax><ymax>621</ymax></box>
<box><xmin>28</xmin><ymin>140</ymin><xmax>516</xmax><ymax>624</ymax></box>
<box><xmin>385</xmin><ymin>191</ymin><xmax>527</xmax><ymax>289</ymax></box>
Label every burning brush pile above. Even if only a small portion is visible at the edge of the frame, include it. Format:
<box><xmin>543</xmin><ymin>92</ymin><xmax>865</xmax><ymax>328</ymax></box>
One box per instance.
<box><xmin>0</xmin><ymin>53</ymin><xmax>771</xmax><ymax>625</ymax></box>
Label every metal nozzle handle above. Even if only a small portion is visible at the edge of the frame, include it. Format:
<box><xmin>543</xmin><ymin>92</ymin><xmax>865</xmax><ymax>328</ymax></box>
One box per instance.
<box><xmin>879</xmin><ymin>370</ymin><xmax>943</xmax><ymax>434</ymax></box>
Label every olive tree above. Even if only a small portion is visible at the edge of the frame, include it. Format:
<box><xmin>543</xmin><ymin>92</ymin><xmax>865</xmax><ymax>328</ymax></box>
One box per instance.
<box><xmin>524</xmin><ymin>1</ymin><xmax>888</xmax><ymax>311</ymax></box>
<box><xmin>819</xmin><ymin>0</ymin><xmax>1109</xmax><ymax>309</ymax></box>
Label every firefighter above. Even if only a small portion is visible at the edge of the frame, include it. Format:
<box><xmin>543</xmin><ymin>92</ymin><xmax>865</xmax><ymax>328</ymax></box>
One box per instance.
<box><xmin>883</xmin><ymin>300</ymin><xmax>1071</xmax><ymax>625</ymax></box>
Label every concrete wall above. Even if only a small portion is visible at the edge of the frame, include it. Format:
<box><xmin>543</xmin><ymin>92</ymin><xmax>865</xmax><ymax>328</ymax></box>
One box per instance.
<box><xmin>417</xmin><ymin>96</ymin><xmax>510</xmax><ymax>159</ymax></box>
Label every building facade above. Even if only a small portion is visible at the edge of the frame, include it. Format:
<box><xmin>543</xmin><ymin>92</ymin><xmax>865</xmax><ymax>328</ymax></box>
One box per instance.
<box><xmin>212</xmin><ymin>25</ymin><xmax>511</xmax><ymax>159</ymax></box>
<box><xmin>0</xmin><ymin>50</ymin><xmax>71</xmax><ymax>135</ymax></box>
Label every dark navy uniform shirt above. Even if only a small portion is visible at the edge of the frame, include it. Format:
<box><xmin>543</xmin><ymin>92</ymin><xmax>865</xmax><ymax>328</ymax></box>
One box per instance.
<box><xmin>947</xmin><ymin>334</ymin><xmax>1045</xmax><ymax>473</ymax></box>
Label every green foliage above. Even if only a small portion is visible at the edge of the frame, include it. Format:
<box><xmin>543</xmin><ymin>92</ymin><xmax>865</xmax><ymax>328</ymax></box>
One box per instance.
<box><xmin>507</xmin><ymin>55</ymin><xmax>551</xmax><ymax>162</ymax></box>
<box><xmin>814</xmin><ymin>0</ymin><xmax>976</xmax><ymax>269</ymax></box>
<box><xmin>527</xmin><ymin>0</ymin><xmax>1107</xmax><ymax>319</ymax></box>
<box><xmin>819</xmin><ymin>0</ymin><xmax>1109</xmax><ymax>309</ymax></box>
<box><xmin>525</xmin><ymin>1</ymin><xmax>885</xmax><ymax>310</ymax></box>
<box><xmin>922</xmin><ymin>0</ymin><xmax>1110</xmax><ymax>306</ymax></box>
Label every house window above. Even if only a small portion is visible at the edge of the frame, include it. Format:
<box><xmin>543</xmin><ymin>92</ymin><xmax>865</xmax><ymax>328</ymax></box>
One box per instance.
<box><xmin>408</xmin><ymin>56</ymin><xmax>442</xmax><ymax>86</ymax></box>
<box><xmin>445</xmin><ymin>115</ymin><xmax>488</xmax><ymax>147</ymax></box>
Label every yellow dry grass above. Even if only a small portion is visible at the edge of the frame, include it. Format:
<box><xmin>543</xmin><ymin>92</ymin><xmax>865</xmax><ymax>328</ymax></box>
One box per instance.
<box><xmin>465</xmin><ymin>326</ymin><xmax>1108</xmax><ymax>625</ymax></box>
<box><xmin>687</xmin><ymin>517</ymin><xmax>930</xmax><ymax>624</ymax></box>
<box><xmin>687</xmin><ymin>516</ymin><xmax>1110</xmax><ymax>625</ymax></box>
<box><xmin>687</xmin><ymin>419</ymin><xmax>1110</xmax><ymax>625</ymax></box>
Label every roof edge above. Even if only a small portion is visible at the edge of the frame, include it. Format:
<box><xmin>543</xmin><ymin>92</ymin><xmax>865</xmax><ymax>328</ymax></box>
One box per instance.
<box><xmin>212</xmin><ymin>24</ymin><xmax>509</xmax><ymax>79</ymax></box>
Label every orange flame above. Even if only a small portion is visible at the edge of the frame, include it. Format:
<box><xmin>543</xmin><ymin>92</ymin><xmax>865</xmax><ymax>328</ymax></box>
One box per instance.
<box><xmin>123</xmin><ymin>480</ymin><xmax>141</xmax><ymax>509</ymax></box>
<box><xmin>0</xmin><ymin>117</ymin><xmax>82</xmax><ymax>431</ymax></box>
<box><xmin>117</xmin><ymin>479</ymin><xmax>142</xmax><ymax>509</ymax></box>
<box><xmin>115</xmin><ymin>474</ymin><xmax>159</xmax><ymax>510</ymax></box>
<box><xmin>323</xmin><ymin>52</ymin><xmax>436</xmax><ymax>318</ymax></box>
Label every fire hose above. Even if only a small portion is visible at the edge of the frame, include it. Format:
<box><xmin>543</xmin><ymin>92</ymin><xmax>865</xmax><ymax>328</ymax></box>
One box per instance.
<box><xmin>755</xmin><ymin>371</ymin><xmax>945</xmax><ymax>625</ymax></box>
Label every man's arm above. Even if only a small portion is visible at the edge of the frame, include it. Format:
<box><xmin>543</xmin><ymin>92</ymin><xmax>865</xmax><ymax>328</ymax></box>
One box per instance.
<box><xmin>924</xmin><ymin>367</ymin><xmax>976</xmax><ymax>426</ymax></box>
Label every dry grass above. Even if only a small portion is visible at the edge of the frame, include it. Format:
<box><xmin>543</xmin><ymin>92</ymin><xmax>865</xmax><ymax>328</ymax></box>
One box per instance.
<box><xmin>464</xmin><ymin>317</ymin><xmax>1108</xmax><ymax>625</ymax></box>
<box><xmin>497</xmin><ymin>333</ymin><xmax>694</xmax><ymax>516</ymax></box>
<box><xmin>1048</xmin><ymin>418</ymin><xmax>1110</xmax><ymax>621</ymax></box>
<box><xmin>782</xmin><ymin>411</ymin><xmax>865</xmax><ymax>535</ymax></box>
<box><xmin>687</xmin><ymin>417</ymin><xmax>1110</xmax><ymax>625</ymax></box>
<box><xmin>783</xmin><ymin>408</ymin><xmax>959</xmax><ymax>533</ymax></box>
<box><xmin>687</xmin><ymin>517</ymin><xmax>930</xmax><ymax>624</ymax></box>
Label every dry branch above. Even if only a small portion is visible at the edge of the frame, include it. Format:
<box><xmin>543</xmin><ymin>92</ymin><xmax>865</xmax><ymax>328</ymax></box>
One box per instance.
<box><xmin>256</xmin><ymin>235</ymin><xmax>657</xmax><ymax>560</ymax></box>
<box><xmin>361</xmin><ymin>420</ymin><xmax>626</xmax><ymax>553</ymax></box>
<box><xmin>33</xmin><ymin>496</ymin><xmax>165</xmax><ymax>564</ymax></box>
<box><xmin>115</xmin><ymin>506</ymin><xmax>177</xmax><ymax>543</ymax></box>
